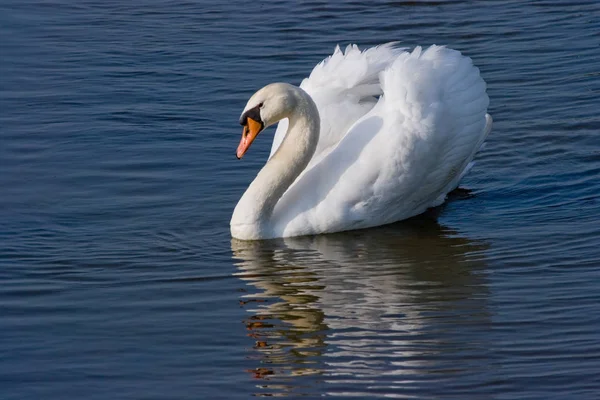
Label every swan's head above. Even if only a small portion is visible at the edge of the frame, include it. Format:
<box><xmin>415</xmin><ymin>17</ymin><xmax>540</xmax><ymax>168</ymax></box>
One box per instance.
<box><xmin>237</xmin><ymin>83</ymin><xmax>298</xmax><ymax>159</ymax></box>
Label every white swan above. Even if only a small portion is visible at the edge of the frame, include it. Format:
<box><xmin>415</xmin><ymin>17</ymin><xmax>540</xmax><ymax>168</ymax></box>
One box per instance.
<box><xmin>231</xmin><ymin>43</ymin><xmax>492</xmax><ymax>240</ymax></box>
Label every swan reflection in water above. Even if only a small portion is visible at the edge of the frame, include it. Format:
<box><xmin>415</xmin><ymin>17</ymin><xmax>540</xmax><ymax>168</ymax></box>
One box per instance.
<box><xmin>232</xmin><ymin>210</ymin><xmax>491</xmax><ymax>397</ymax></box>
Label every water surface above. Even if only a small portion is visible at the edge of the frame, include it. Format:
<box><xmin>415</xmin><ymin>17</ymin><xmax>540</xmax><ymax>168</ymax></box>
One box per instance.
<box><xmin>1</xmin><ymin>1</ymin><xmax>599</xmax><ymax>398</ymax></box>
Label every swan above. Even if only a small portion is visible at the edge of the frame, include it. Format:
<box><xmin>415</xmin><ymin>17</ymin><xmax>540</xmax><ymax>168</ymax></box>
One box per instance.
<box><xmin>231</xmin><ymin>43</ymin><xmax>492</xmax><ymax>240</ymax></box>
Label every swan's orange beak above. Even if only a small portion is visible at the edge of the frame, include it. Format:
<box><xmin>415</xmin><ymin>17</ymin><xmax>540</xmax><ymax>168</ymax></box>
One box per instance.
<box><xmin>237</xmin><ymin>117</ymin><xmax>263</xmax><ymax>159</ymax></box>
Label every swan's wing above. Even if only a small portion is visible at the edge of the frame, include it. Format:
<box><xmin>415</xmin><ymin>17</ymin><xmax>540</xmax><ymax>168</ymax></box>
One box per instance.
<box><xmin>269</xmin><ymin>43</ymin><xmax>404</xmax><ymax>164</ymax></box>
<box><xmin>274</xmin><ymin>45</ymin><xmax>491</xmax><ymax>237</ymax></box>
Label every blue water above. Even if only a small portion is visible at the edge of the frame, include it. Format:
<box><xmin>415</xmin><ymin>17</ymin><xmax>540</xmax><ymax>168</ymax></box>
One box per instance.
<box><xmin>1</xmin><ymin>1</ymin><xmax>599</xmax><ymax>398</ymax></box>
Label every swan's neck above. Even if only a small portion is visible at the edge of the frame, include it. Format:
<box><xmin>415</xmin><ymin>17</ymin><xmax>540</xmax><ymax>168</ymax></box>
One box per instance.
<box><xmin>231</xmin><ymin>89</ymin><xmax>319</xmax><ymax>239</ymax></box>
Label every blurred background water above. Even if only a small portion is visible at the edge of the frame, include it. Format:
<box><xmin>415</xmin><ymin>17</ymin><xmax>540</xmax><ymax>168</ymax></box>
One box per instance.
<box><xmin>1</xmin><ymin>0</ymin><xmax>599</xmax><ymax>398</ymax></box>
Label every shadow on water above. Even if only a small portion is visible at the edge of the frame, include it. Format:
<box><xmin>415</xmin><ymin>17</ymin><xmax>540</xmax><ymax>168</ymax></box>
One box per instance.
<box><xmin>232</xmin><ymin>205</ymin><xmax>492</xmax><ymax>397</ymax></box>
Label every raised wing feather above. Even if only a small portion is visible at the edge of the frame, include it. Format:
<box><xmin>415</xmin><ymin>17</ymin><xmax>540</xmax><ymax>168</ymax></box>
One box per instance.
<box><xmin>273</xmin><ymin>45</ymin><xmax>491</xmax><ymax>237</ymax></box>
<box><xmin>269</xmin><ymin>43</ymin><xmax>404</xmax><ymax>164</ymax></box>
<box><xmin>376</xmin><ymin>45</ymin><xmax>490</xmax><ymax>212</ymax></box>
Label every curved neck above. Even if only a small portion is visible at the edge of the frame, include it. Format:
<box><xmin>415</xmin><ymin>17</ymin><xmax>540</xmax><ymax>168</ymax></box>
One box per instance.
<box><xmin>231</xmin><ymin>87</ymin><xmax>319</xmax><ymax>239</ymax></box>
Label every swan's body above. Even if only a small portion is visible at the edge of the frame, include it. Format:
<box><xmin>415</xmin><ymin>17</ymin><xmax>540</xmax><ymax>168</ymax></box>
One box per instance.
<box><xmin>232</xmin><ymin>44</ymin><xmax>492</xmax><ymax>240</ymax></box>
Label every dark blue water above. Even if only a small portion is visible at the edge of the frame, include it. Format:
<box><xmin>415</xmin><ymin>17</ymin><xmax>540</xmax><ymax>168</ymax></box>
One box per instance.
<box><xmin>2</xmin><ymin>1</ymin><xmax>599</xmax><ymax>398</ymax></box>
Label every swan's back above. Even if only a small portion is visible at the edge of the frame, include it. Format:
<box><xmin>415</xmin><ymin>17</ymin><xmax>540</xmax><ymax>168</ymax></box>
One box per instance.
<box><xmin>269</xmin><ymin>43</ymin><xmax>404</xmax><ymax>164</ymax></box>
<box><xmin>273</xmin><ymin>45</ymin><xmax>491</xmax><ymax>237</ymax></box>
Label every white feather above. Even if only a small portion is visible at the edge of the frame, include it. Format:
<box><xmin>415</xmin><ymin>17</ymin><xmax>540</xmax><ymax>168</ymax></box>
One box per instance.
<box><xmin>232</xmin><ymin>43</ymin><xmax>492</xmax><ymax>239</ymax></box>
<box><xmin>269</xmin><ymin>43</ymin><xmax>405</xmax><ymax>163</ymax></box>
<box><xmin>274</xmin><ymin>45</ymin><xmax>491</xmax><ymax>236</ymax></box>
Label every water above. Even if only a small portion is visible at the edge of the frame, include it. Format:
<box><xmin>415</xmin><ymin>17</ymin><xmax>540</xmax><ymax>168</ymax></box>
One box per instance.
<box><xmin>1</xmin><ymin>0</ymin><xmax>599</xmax><ymax>398</ymax></box>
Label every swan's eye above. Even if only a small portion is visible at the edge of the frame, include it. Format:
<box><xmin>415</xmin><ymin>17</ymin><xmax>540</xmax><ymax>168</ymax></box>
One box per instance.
<box><xmin>258</xmin><ymin>102</ymin><xmax>264</xmax><ymax>108</ymax></box>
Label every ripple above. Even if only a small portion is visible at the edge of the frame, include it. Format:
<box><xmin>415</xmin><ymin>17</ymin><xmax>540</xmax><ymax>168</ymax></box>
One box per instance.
<box><xmin>1</xmin><ymin>0</ymin><xmax>600</xmax><ymax>398</ymax></box>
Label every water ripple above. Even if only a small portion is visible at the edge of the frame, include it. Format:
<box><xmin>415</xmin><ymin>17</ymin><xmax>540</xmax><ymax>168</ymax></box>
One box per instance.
<box><xmin>1</xmin><ymin>0</ymin><xmax>600</xmax><ymax>399</ymax></box>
